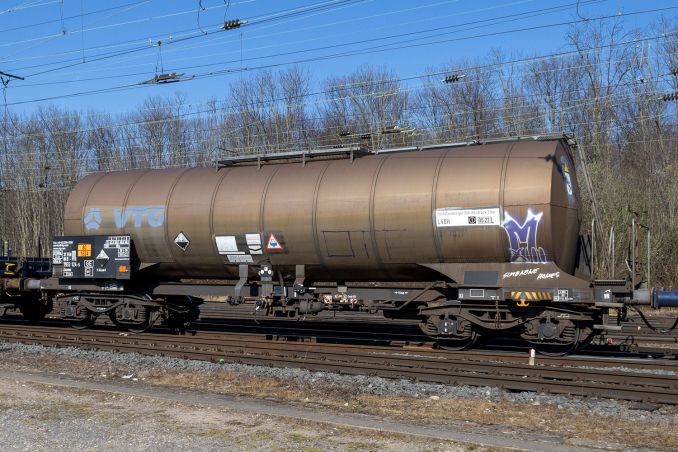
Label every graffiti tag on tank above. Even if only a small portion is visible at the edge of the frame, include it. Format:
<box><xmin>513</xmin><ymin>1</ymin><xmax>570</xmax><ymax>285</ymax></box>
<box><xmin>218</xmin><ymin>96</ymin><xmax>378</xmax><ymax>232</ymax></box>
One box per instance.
<box><xmin>502</xmin><ymin>209</ymin><xmax>549</xmax><ymax>263</ymax></box>
<box><xmin>83</xmin><ymin>206</ymin><xmax>165</xmax><ymax>230</ymax></box>
<box><xmin>503</xmin><ymin>267</ymin><xmax>539</xmax><ymax>278</ymax></box>
<box><xmin>561</xmin><ymin>156</ymin><xmax>574</xmax><ymax>197</ymax></box>
<box><xmin>503</xmin><ymin>268</ymin><xmax>561</xmax><ymax>279</ymax></box>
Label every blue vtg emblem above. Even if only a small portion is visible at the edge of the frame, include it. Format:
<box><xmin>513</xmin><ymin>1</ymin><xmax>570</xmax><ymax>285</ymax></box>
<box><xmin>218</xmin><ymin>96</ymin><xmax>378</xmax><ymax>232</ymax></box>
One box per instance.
<box><xmin>84</xmin><ymin>207</ymin><xmax>103</xmax><ymax>230</ymax></box>
<box><xmin>83</xmin><ymin>205</ymin><xmax>165</xmax><ymax>230</ymax></box>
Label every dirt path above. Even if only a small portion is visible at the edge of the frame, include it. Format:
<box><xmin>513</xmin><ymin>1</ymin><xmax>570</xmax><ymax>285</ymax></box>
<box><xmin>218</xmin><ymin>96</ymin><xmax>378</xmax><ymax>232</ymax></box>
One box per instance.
<box><xmin>0</xmin><ymin>369</ymin><xmax>593</xmax><ymax>451</ymax></box>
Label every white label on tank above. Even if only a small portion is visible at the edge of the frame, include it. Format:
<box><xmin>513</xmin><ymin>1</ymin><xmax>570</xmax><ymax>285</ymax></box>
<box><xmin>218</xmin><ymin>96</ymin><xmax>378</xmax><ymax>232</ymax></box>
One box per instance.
<box><xmin>246</xmin><ymin>233</ymin><xmax>263</xmax><ymax>254</ymax></box>
<box><xmin>435</xmin><ymin>207</ymin><xmax>501</xmax><ymax>227</ymax></box>
<box><xmin>215</xmin><ymin>235</ymin><xmax>240</xmax><ymax>254</ymax></box>
<box><xmin>227</xmin><ymin>254</ymin><xmax>253</xmax><ymax>264</ymax></box>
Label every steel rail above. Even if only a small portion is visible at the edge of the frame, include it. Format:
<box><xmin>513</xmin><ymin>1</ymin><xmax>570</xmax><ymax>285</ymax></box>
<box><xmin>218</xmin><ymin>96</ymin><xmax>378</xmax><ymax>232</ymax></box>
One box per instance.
<box><xmin>3</xmin><ymin>311</ymin><xmax>678</xmax><ymax>360</ymax></box>
<box><xmin>0</xmin><ymin>324</ymin><xmax>677</xmax><ymax>404</ymax></box>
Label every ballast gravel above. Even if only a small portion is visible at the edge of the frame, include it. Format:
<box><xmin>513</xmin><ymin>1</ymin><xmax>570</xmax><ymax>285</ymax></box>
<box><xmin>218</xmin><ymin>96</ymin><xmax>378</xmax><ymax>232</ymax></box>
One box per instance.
<box><xmin>0</xmin><ymin>342</ymin><xmax>678</xmax><ymax>452</ymax></box>
<box><xmin>0</xmin><ymin>378</ymin><xmax>460</xmax><ymax>452</ymax></box>
<box><xmin>0</xmin><ymin>341</ymin><xmax>674</xmax><ymax>422</ymax></box>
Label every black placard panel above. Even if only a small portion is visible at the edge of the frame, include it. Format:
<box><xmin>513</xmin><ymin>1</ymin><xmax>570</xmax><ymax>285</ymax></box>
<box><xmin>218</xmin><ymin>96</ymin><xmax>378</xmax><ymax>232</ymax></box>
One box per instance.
<box><xmin>52</xmin><ymin>235</ymin><xmax>131</xmax><ymax>280</ymax></box>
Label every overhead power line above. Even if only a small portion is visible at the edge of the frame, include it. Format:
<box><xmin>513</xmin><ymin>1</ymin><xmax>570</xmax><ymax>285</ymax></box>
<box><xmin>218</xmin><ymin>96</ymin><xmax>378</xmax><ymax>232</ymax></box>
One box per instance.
<box><xmin>2</xmin><ymin>0</ymin><xmax>604</xmax><ymax>75</ymax></box>
<box><xmin>7</xmin><ymin>112</ymin><xmax>676</xmax><ymax>182</ymax></box>
<box><xmin>4</xmin><ymin>8</ymin><xmax>676</xmax><ymax>107</ymax></box>
<box><xmin>6</xmin><ymin>44</ymin><xmax>666</xmax><ymax>131</ymax></box>
<box><xmin>0</xmin><ymin>71</ymin><xmax>25</xmax><ymax>81</ymax></box>
<box><xmin>0</xmin><ymin>72</ymin><xmax>672</xmax><ymax>153</ymax></box>
<box><xmin>0</xmin><ymin>0</ymin><xmax>151</xmax><ymax>34</ymax></box>
<box><xmin>0</xmin><ymin>0</ymin><xmax>60</xmax><ymax>16</ymax></box>
<box><xmin>0</xmin><ymin>0</ymin><xmax>528</xmax><ymax>67</ymax></box>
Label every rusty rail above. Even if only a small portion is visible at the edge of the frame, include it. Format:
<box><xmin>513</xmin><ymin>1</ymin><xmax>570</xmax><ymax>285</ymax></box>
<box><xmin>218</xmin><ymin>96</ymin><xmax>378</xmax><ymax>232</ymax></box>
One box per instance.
<box><xmin>0</xmin><ymin>324</ymin><xmax>677</xmax><ymax>404</ymax></box>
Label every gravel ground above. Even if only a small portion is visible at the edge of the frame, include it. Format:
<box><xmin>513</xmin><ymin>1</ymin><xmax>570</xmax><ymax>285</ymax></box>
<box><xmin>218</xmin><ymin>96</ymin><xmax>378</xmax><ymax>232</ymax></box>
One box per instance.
<box><xmin>0</xmin><ymin>341</ymin><xmax>671</xmax><ymax>421</ymax></box>
<box><xmin>0</xmin><ymin>378</ymin><xmax>463</xmax><ymax>452</ymax></box>
<box><xmin>0</xmin><ymin>341</ymin><xmax>677</xmax><ymax>451</ymax></box>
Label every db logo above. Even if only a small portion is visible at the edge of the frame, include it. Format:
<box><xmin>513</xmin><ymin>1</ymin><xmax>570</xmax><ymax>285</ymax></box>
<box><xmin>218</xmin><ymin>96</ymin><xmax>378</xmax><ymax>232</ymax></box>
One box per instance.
<box><xmin>468</xmin><ymin>216</ymin><xmax>477</xmax><ymax>224</ymax></box>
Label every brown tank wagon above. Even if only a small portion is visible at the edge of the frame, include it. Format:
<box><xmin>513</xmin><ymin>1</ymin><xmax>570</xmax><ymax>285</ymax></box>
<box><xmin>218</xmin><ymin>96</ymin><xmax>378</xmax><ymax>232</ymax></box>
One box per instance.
<box><xmin>2</xmin><ymin>133</ymin><xmax>676</xmax><ymax>354</ymax></box>
<box><xmin>64</xmin><ymin>136</ymin><xmax>583</xmax><ymax>286</ymax></box>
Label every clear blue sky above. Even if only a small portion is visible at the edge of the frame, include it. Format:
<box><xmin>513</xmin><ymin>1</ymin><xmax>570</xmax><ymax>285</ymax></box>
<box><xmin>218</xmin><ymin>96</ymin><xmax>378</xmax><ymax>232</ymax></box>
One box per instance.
<box><xmin>0</xmin><ymin>0</ymin><xmax>675</xmax><ymax>115</ymax></box>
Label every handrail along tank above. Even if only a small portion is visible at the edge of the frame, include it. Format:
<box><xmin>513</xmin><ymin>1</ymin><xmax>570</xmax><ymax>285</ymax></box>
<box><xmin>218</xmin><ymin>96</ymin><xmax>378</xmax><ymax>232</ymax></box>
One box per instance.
<box><xmin>64</xmin><ymin>135</ymin><xmax>582</xmax><ymax>286</ymax></box>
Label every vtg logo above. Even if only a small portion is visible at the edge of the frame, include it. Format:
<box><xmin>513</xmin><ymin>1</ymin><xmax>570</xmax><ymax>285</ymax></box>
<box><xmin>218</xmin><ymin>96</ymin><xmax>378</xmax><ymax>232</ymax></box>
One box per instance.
<box><xmin>84</xmin><ymin>206</ymin><xmax>165</xmax><ymax>230</ymax></box>
<box><xmin>84</xmin><ymin>207</ymin><xmax>102</xmax><ymax>230</ymax></box>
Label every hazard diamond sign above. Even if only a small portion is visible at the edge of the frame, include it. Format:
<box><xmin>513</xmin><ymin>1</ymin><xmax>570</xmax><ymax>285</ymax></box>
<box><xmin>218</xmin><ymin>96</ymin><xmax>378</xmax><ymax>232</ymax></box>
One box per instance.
<box><xmin>266</xmin><ymin>233</ymin><xmax>284</xmax><ymax>252</ymax></box>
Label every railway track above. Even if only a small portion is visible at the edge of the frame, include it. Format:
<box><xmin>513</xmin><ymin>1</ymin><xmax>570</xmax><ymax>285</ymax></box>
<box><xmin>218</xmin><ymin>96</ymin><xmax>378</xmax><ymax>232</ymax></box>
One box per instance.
<box><xmin>197</xmin><ymin>304</ymin><xmax>678</xmax><ymax>357</ymax></box>
<box><xmin>1</xmin><ymin>323</ymin><xmax>677</xmax><ymax>405</ymax></box>
<box><xmin>6</xmin><ymin>302</ymin><xmax>678</xmax><ymax>358</ymax></box>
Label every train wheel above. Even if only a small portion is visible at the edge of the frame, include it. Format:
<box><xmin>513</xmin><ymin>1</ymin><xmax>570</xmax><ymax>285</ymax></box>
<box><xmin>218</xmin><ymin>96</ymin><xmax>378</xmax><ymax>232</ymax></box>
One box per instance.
<box><xmin>421</xmin><ymin>314</ymin><xmax>479</xmax><ymax>351</ymax></box>
<box><xmin>124</xmin><ymin>319</ymin><xmax>151</xmax><ymax>334</ymax></box>
<box><xmin>527</xmin><ymin>340</ymin><xmax>579</xmax><ymax>356</ymax></box>
<box><xmin>70</xmin><ymin>313</ymin><xmax>96</xmax><ymax>330</ymax></box>
<box><xmin>523</xmin><ymin>318</ymin><xmax>582</xmax><ymax>356</ymax></box>
<box><xmin>160</xmin><ymin>296</ymin><xmax>201</xmax><ymax>333</ymax></box>
<box><xmin>19</xmin><ymin>293</ymin><xmax>51</xmax><ymax>321</ymax></box>
<box><xmin>108</xmin><ymin>309</ymin><xmax>153</xmax><ymax>334</ymax></box>
<box><xmin>19</xmin><ymin>302</ymin><xmax>46</xmax><ymax>321</ymax></box>
<box><xmin>435</xmin><ymin>330</ymin><xmax>479</xmax><ymax>351</ymax></box>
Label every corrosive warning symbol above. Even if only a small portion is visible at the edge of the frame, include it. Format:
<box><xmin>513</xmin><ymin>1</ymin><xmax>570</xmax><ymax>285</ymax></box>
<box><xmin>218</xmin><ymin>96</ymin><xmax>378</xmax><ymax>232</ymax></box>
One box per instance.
<box><xmin>266</xmin><ymin>233</ymin><xmax>283</xmax><ymax>251</ymax></box>
<box><xmin>174</xmin><ymin>232</ymin><xmax>190</xmax><ymax>251</ymax></box>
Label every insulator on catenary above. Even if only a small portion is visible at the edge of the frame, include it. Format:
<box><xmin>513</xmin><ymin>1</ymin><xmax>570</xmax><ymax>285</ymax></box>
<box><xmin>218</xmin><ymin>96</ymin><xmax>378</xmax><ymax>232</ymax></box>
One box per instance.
<box><xmin>223</xmin><ymin>19</ymin><xmax>244</xmax><ymax>30</ymax></box>
<box><xmin>442</xmin><ymin>74</ymin><xmax>465</xmax><ymax>83</ymax></box>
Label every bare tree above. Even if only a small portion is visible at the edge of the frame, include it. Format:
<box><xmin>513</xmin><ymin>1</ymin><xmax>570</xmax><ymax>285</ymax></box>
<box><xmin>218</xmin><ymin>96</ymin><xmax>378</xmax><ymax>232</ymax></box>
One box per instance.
<box><xmin>320</xmin><ymin>66</ymin><xmax>409</xmax><ymax>149</ymax></box>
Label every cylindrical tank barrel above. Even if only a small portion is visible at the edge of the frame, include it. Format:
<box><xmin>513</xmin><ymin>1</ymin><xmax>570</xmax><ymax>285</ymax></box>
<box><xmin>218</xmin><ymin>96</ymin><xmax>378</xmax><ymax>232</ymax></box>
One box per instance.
<box><xmin>64</xmin><ymin>139</ymin><xmax>581</xmax><ymax>282</ymax></box>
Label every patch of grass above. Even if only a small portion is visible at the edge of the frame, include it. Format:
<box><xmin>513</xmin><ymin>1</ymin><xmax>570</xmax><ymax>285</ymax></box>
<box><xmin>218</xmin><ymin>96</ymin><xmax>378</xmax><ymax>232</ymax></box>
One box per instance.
<box><xmin>0</xmin><ymin>401</ymin><xmax>15</xmax><ymax>411</ymax></box>
<box><xmin>149</xmin><ymin>371</ymin><xmax>289</xmax><ymax>402</ymax></box>
<box><xmin>287</xmin><ymin>432</ymin><xmax>311</xmax><ymax>442</ymax></box>
<box><xmin>248</xmin><ymin>429</ymin><xmax>273</xmax><ymax>442</ymax></box>
<box><xmin>197</xmin><ymin>427</ymin><xmax>234</xmax><ymax>441</ymax></box>
<box><xmin>346</xmin><ymin>442</ymin><xmax>380</xmax><ymax>452</ymax></box>
<box><xmin>33</xmin><ymin>400</ymin><xmax>96</xmax><ymax>422</ymax></box>
<box><xmin>92</xmin><ymin>410</ymin><xmax>138</xmax><ymax>427</ymax></box>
